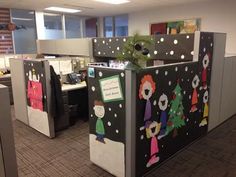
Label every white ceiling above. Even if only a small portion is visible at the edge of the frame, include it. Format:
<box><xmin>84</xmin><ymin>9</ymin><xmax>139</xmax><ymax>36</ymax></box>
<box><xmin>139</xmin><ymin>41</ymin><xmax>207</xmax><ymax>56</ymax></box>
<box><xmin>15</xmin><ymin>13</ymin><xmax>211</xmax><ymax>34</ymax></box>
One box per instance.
<box><xmin>0</xmin><ymin>0</ymin><xmax>215</xmax><ymax>16</ymax></box>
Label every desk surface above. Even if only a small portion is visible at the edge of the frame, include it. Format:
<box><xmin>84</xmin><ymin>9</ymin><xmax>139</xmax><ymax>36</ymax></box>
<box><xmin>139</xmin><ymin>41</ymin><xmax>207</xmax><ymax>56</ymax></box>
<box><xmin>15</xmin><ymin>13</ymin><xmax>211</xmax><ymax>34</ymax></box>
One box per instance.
<box><xmin>62</xmin><ymin>81</ymin><xmax>87</xmax><ymax>92</ymax></box>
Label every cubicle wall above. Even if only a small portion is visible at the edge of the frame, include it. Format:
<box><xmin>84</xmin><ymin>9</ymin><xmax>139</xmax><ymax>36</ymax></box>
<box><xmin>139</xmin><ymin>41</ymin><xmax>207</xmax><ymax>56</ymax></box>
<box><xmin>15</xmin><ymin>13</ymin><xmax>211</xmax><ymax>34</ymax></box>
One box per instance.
<box><xmin>88</xmin><ymin>32</ymin><xmax>228</xmax><ymax>177</ymax></box>
<box><xmin>11</xmin><ymin>59</ymin><xmax>55</xmax><ymax>138</ymax></box>
<box><xmin>88</xmin><ymin>67</ymin><xmax>126</xmax><ymax>177</ymax></box>
<box><xmin>93</xmin><ymin>34</ymin><xmax>195</xmax><ymax>61</ymax></box>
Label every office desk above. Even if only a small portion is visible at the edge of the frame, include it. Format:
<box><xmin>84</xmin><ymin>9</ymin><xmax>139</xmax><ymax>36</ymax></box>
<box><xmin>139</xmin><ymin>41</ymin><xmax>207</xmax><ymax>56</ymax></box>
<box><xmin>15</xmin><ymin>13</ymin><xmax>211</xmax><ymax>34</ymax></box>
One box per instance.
<box><xmin>61</xmin><ymin>81</ymin><xmax>87</xmax><ymax>92</ymax></box>
<box><xmin>55</xmin><ymin>81</ymin><xmax>88</xmax><ymax>132</ymax></box>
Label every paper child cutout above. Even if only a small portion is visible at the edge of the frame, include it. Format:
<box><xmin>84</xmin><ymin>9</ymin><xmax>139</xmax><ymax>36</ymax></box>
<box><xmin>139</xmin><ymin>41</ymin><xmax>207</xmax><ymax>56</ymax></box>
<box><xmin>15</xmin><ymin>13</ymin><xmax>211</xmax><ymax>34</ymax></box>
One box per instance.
<box><xmin>190</xmin><ymin>75</ymin><xmax>200</xmax><ymax>112</ymax></box>
<box><xmin>202</xmin><ymin>54</ymin><xmax>210</xmax><ymax>89</ymax></box>
<box><xmin>139</xmin><ymin>75</ymin><xmax>156</xmax><ymax>123</ymax></box>
<box><xmin>94</xmin><ymin>100</ymin><xmax>106</xmax><ymax>143</ymax></box>
<box><xmin>199</xmin><ymin>90</ymin><xmax>209</xmax><ymax>127</ymax></box>
<box><xmin>27</xmin><ymin>69</ymin><xmax>43</xmax><ymax>111</ymax></box>
<box><xmin>145</xmin><ymin>121</ymin><xmax>161</xmax><ymax>168</ymax></box>
<box><xmin>158</xmin><ymin>94</ymin><xmax>168</xmax><ymax>140</ymax></box>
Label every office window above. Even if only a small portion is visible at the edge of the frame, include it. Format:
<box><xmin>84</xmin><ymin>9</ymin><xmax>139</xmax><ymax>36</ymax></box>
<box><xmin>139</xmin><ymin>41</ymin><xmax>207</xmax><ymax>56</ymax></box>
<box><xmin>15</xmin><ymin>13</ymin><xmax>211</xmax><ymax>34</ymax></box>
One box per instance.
<box><xmin>44</xmin><ymin>13</ymin><xmax>63</xmax><ymax>39</ymax></box>
<box><xmin>104</xmin><ymin>14</ymin><xmax>128</xmax><ymax>37</ymax></box>
<box><xmin>104</xmin><ymin>16</ymin><xmax>113</xmax><ymax>37</ymax></box>
<box><xmin>65</xmin><ymin>15</ymin><xmax>81</xmax><ymax>38</ymax></box>
<box><xmin>11</xmin><ymin>9</ymin><xmax>37</xmax><ymax>54</ymax></box>
<box><xmin>115</xmin><ymin>15</ymin><xmax>128</xmax><ymax>37</ymax></box>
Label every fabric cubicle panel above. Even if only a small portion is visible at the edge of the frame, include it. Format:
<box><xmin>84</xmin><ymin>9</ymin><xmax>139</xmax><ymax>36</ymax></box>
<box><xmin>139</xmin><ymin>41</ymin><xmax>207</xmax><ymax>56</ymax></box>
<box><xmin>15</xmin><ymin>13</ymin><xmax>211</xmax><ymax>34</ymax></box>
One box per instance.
<box><xmin>24</xmin><ymin>60</ymin><xmax>52</xmax><ymax>137</ymax></box>
<box><xmin>88</xmin><ymin>67</ymin><xmax>126</xmax><ymax>177</ymax></box>
<box><xmin>92</xmin><ymin>34</ymin><xmax>194</xmax><ymax>61</ymax></box>
<box><xmin>135</xmin><ymin>32</ymin><xmax>214</xmax><ymax>176</ymax></box>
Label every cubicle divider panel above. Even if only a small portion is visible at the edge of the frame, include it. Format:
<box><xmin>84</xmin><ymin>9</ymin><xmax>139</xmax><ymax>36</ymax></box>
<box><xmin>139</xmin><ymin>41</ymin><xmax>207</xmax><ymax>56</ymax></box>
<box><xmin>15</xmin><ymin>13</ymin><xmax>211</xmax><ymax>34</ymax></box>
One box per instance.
<box><xmin>92</xmin><ymin>34</ymin><xmax>194</xmax><ymax>61</ymax></box>
<box><xmin>24</xmin><ymin>60</ymin><xmax>51</xmax><ymax>137</ymax></box>
<box><xmin>88</xmin><ymin>67</ymin><xmax>126</xmax><ymax>177</ymax></box>
<box><xmin>135</xmin><ymin>61</ymin><xmax>210</xmax><ymax>176</ymax></box>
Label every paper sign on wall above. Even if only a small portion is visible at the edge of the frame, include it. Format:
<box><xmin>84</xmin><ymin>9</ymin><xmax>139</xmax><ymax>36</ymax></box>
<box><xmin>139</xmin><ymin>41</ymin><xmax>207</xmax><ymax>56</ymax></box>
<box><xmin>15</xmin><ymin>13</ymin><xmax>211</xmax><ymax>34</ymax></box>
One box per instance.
<box><xmin>99</xmin><ymin>75</ymin><xmax>123</xmax><ymax>102</ymax></box>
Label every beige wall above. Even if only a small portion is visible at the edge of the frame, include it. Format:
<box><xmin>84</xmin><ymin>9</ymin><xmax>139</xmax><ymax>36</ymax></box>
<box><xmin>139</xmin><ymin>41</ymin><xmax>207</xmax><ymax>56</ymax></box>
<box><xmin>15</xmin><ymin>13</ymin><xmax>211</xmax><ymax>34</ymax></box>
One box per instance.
<box><xmin>128</xmin><ymin>0</ymin><xmax>236</xmax><ymax>54</ymax></box>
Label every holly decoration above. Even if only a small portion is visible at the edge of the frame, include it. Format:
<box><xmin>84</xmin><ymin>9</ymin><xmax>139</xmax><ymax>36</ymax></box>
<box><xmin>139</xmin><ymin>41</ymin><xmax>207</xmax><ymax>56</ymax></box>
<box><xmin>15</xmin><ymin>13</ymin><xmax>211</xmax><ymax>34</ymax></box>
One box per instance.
<box><xmin>117</xmin><ymin>33</ymin><xmax>153</xmax><ymax>68</ymax></box>
<box><xmin>166</xmin><ymin>80</ymin><xmax>185</xmax><ymax>137</ymax></box>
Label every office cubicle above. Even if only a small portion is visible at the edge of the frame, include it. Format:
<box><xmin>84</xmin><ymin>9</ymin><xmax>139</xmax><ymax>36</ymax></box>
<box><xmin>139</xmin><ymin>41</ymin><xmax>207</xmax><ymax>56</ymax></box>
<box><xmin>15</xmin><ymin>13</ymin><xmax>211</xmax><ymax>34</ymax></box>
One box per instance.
<box><xmin>88</xmin><ymin>32</ymin><xmax>228</xmax><ymax>177</ymax></box>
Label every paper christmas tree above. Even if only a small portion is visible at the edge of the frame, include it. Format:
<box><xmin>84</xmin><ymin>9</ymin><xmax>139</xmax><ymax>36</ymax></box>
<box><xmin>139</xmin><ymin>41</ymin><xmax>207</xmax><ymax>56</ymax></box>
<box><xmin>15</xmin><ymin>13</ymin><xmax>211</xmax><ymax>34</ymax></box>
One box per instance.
<box><xmin>166</xmin><ymin>80</ymin><xmax>185</xmax><ymax>137</ymax></box>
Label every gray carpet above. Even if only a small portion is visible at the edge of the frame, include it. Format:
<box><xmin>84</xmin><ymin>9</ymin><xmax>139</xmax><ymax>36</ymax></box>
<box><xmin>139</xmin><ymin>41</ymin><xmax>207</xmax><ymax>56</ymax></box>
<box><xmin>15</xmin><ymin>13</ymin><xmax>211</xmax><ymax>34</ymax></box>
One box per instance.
<box><xmin>12</xmin><ymin>106</ymin><xmax>236</xmax><ymax>177</ymax></box>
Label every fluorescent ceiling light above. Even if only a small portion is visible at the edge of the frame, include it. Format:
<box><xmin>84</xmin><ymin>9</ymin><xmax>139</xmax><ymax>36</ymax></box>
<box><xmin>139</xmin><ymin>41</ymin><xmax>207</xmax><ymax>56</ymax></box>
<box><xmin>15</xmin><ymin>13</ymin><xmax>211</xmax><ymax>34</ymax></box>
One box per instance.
<box><xmin>94</xmin><ymin>0</ymin><xmax>130</xmax><ymax>5</ymax></box>
<box><xmin>45</xmin><ymin>7</ymin><xmax>81</xmax><ymax>13</ymax></box>
<box><xmin>12</xmin><ymin>17</ymin><xmax>33</xmax><ymax>21</ymax></box>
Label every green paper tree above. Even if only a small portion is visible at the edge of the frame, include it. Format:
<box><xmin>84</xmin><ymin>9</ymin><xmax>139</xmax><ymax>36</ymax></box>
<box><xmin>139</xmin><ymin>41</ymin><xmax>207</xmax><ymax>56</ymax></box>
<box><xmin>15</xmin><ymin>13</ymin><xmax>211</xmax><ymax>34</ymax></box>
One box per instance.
<box><xmin>166</xmin><ymin>81</ymin><xmax>186</xmax><ymax>137</ymax></box>
<box><xmin>117</xmin><ymin>33</ymin><xmax>153</xmax><ymax>69</ymax></box>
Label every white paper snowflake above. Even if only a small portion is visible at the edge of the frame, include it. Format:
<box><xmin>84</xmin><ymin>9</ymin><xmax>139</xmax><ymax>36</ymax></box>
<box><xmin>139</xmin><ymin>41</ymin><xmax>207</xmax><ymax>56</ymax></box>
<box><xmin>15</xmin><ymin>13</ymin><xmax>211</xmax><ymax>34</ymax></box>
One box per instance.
<box><xmin>170</xmin><ymin>51</ymin><xmax>174</xmax><ymax>55</ymax></box>
<box><xmin>153</xmin><ymin>100</ymin><xmax>157</xmax><ymax>106</ymax></box>
<box><xmin>91</xmin><ymin>86</ymin><xmax>96</xmax><ymax>92</ymax></box>
<box><xmin>185</xmin><ymin>66</ymin><xmax>188</xmax><ymax>72</ymax></box>
<box><xmin>174</xmin><ymin>39</ymin><xmax>178</xmax><ymax>45</ymax></box>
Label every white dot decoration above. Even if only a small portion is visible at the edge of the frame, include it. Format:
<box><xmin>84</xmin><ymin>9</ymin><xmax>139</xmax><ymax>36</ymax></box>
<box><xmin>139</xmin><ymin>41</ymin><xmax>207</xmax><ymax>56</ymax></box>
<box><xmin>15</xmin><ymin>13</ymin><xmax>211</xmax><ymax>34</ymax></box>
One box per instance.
<box><xmin>94</xmin><ymin>39</ymin><xmax>97</xmax><ymax>43</ymax></box>
<box><xmin>186</xmin><ymin>118</ymin><xmax>189</xmax><ymax>122</ymax></box>
<box><xmin>117</xmin><ymin>47</ymin><xmax>120</xmax><ymax>51</ymax></box>
<box><xmin>160</xmin><ymin>38</ymin><xmax>164</xmax><ymax>42</ymax></box>
<box><xmin>155</xmin><ymin>70</ymin><xmax>159</xmax><ymax>75</ymax></box>
<box><xmin>168</xmin><ymin>81</ymin><xmax>172</xmax><ymax>86</ymax></box>
<box><xmin>26</xmin><ymin>73</ymin><xmax>28</xmax><ymax>76</ymax></box>
<box><xmin>162</xmin><ymin>145</ymin><xmax>164</xmax><ymax>148</ymax></box>
<box><xmin>99</xmin><ymin>71</ymin><xmax>103</xmax><ymax>77</ymax></box>
<box><xmin>109</xmin><ymin>46</ymin><xmax>111</xmax><ymax>49</ymax></box>
<box><xmin>154</xmin><ymin>50</ymin><xmax>158</xmax><ymax>55</ymax></box>
<box><xmin>123</xmin><ymin>38</ymin><xmax>126</xmax><ymax>42</ymax></box>
<box><xmin>170</xmin><ymin>51</ymin><xmax>174</xmax><ymax>55</ymax></box>
<box><xmin>147</xmin><ymin>54</ymin><xmax>151</xmax><ymax>58</ymax></box>
<box><xmin>186</xmin><ymin>35</ymin><xmax>190</xmax><ymax>39</ymax></box>
<box><xmin>189</xmin><ymin>95</ymin><xmax>192</xmax><ymax>100</ymax></box>
<box><xmin>41</xmin><ymin>74</ymin><xmax>44</xmax><ymax>77</ymax></box>
<box><xmin>98</xmin><ymin>51</ymin><xmax>101</xmax><ymax>55</ymax></box>
<box><xmin>107</xmin><ymin>122</ymin><xmax>111</xmax><ymax>126</ymax></box>
<box><xmin>157</xmin><ymin>41</ymin><xmax>160</xmax><ymax>44</ymax></box>
<box><xmin>116</xmin><ymin>130</ymin><xmax>119</xmax><ymax>134</ymax></box>
<box><xmin>191</xmin><ymin>51</ymin><xmax>194</xmax><ymax>55</ymax></box>
<box><xmin>114</xmin><ymin>113</ymin><xmax>117</xmax><ymax>118</ymax></box>
<box><xmin>211</xmin><ymin>43</ymin><xmax>213</xmax><ymax>47</ymax></box>
<box><xmin>175</xmin><ymin>67</ymin><xmax>178</xmax><ymax>72</ymax></box>
<box><xmin>102</xmin><ymin>40</ymin><xmax>105</xmax><ymax>44</ymax></box>
<box><xmin>119</xmin><ymin>104</ymin><xmax>122</xmax><ymax>108</ymax></box>
<box><xmin>91</xmin><ymin>86</ymin><xmax>95</xmax><ymax>92</ymax></box>
<box><xmin>108</xmin><ymin>108</ymin><xmax>112</xmax><ymax>111</ymax></box>
<box><xmin>186</xmin><ymin>132</ymin><xmax>189</xmax><ymax>135</ymax></box>
<box><xmin>165</xmin><ymin>71</ymin><xmax>168</xmax><ymax>76</ymax></box>
<box><xmin>185</xmin><ymin>66</ymin><xmax>188</xmax><ymax>72</ymax></box>
<box><xmin>141</xmin><ymin>135</ymin><xmax>144</xmax><ymax>140</ymax></box>
<box><xmin>91</xmin><ymin>114</ymin><xmax>93</xmax><ymax>118</ymax></box>
<box><xmin>112</xmin><ymin>51</ymin><xmax>114</xmax><ymax>53</ymax></box>
<box><xmin>31</xmin><ymin>63</ymin><xmax>33</xmax><ymax>66</ymax></box>
<box><xmin>44</xmin><ymin>95</ymin><xmax>47</xmax><ymax>99</ymax></box>
<box><xmin>203</xmin><ymin>48</ymin><xmax>206</xmax><ymax>52</ymax></box>
<box><xmin>121</xmin><ymin>72</ymin><xmax>125</xmax><ymax>77</ymax></box>
<box><xmin>116</xmin><ymin>38</ymin><xmax>119</xmax><ymax>41</ymax></box>
<box><xmin>122</xmin><ymin>52</ymin><xmax>125</xmax><ymax>55</ymax></box>
<box><xmin>166</xmin><ymin>52</ymin><xmax>168</xmax><ymax>55</ymax></box>
<box><xmin>153</xmin><ymin>100</ymin><xmax>157</xmax><ymax>106</ymax></box>
<box><xmin>109</xmin><ymin>39</ymin><xmax>112</xmax><ymax>42</ymax></box>
<box><xmin>174</xmin><ymin>39</ymin><xmax>178</xmax><ymax>44</ymax></box>
<box><xmin>181</xmin><ymin>55</ymin><xmax>185</xmax><ymax>59</ymax></box>
<box><xmin>195</xmin><ymin>121</ymin><xmax>197</xmax><ymax>124</ymax></box>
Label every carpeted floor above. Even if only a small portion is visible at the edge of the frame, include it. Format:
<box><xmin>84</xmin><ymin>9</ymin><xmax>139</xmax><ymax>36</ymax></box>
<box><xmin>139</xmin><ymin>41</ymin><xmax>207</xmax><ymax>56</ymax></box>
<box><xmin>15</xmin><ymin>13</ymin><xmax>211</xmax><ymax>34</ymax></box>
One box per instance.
<box><xmin>12</xmin><ymin>106</ymin><xmax>236</xmax><ymax>177</ymax></box>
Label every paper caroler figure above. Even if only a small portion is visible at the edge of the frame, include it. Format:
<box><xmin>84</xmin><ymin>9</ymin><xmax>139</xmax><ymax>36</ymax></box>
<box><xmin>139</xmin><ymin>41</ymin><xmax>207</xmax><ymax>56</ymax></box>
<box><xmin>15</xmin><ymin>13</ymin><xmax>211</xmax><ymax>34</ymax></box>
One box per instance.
<box><xmin>202</xmin><ymin>54</ymin><xmax>210</xmax><ymax>89</ymax></box>
<box><xmin>199</xmin><ymin>90</ymin><xmax>209</xmax><ymax>127</ymax></box>
<box><xmin>190</xmin><ymin>75</ymin><xmax>200</xmax><ymax>112</ymax></box>
<box><xmin>139</xmin><ymin>75</ymin><xmax>156</xmax><ymax>122</ymax></box>
<box><xmin>158</xmin><ymin>94</ymin><xmax>168</xmax><ymax>140</ymax></box>
<box><xmin>27</xmin><ymin>69</ymin><xmax>43</xmax><ymax>111</ymax></box>
<box><xmin>145</xmin><ymin>121</ymin><xmax>161</xmax><ymax>168</ymax></box>
<box><xmin>94</xmin><ymin>100</ymin><xmax>106</xmax><ymax>144</ymax></box>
